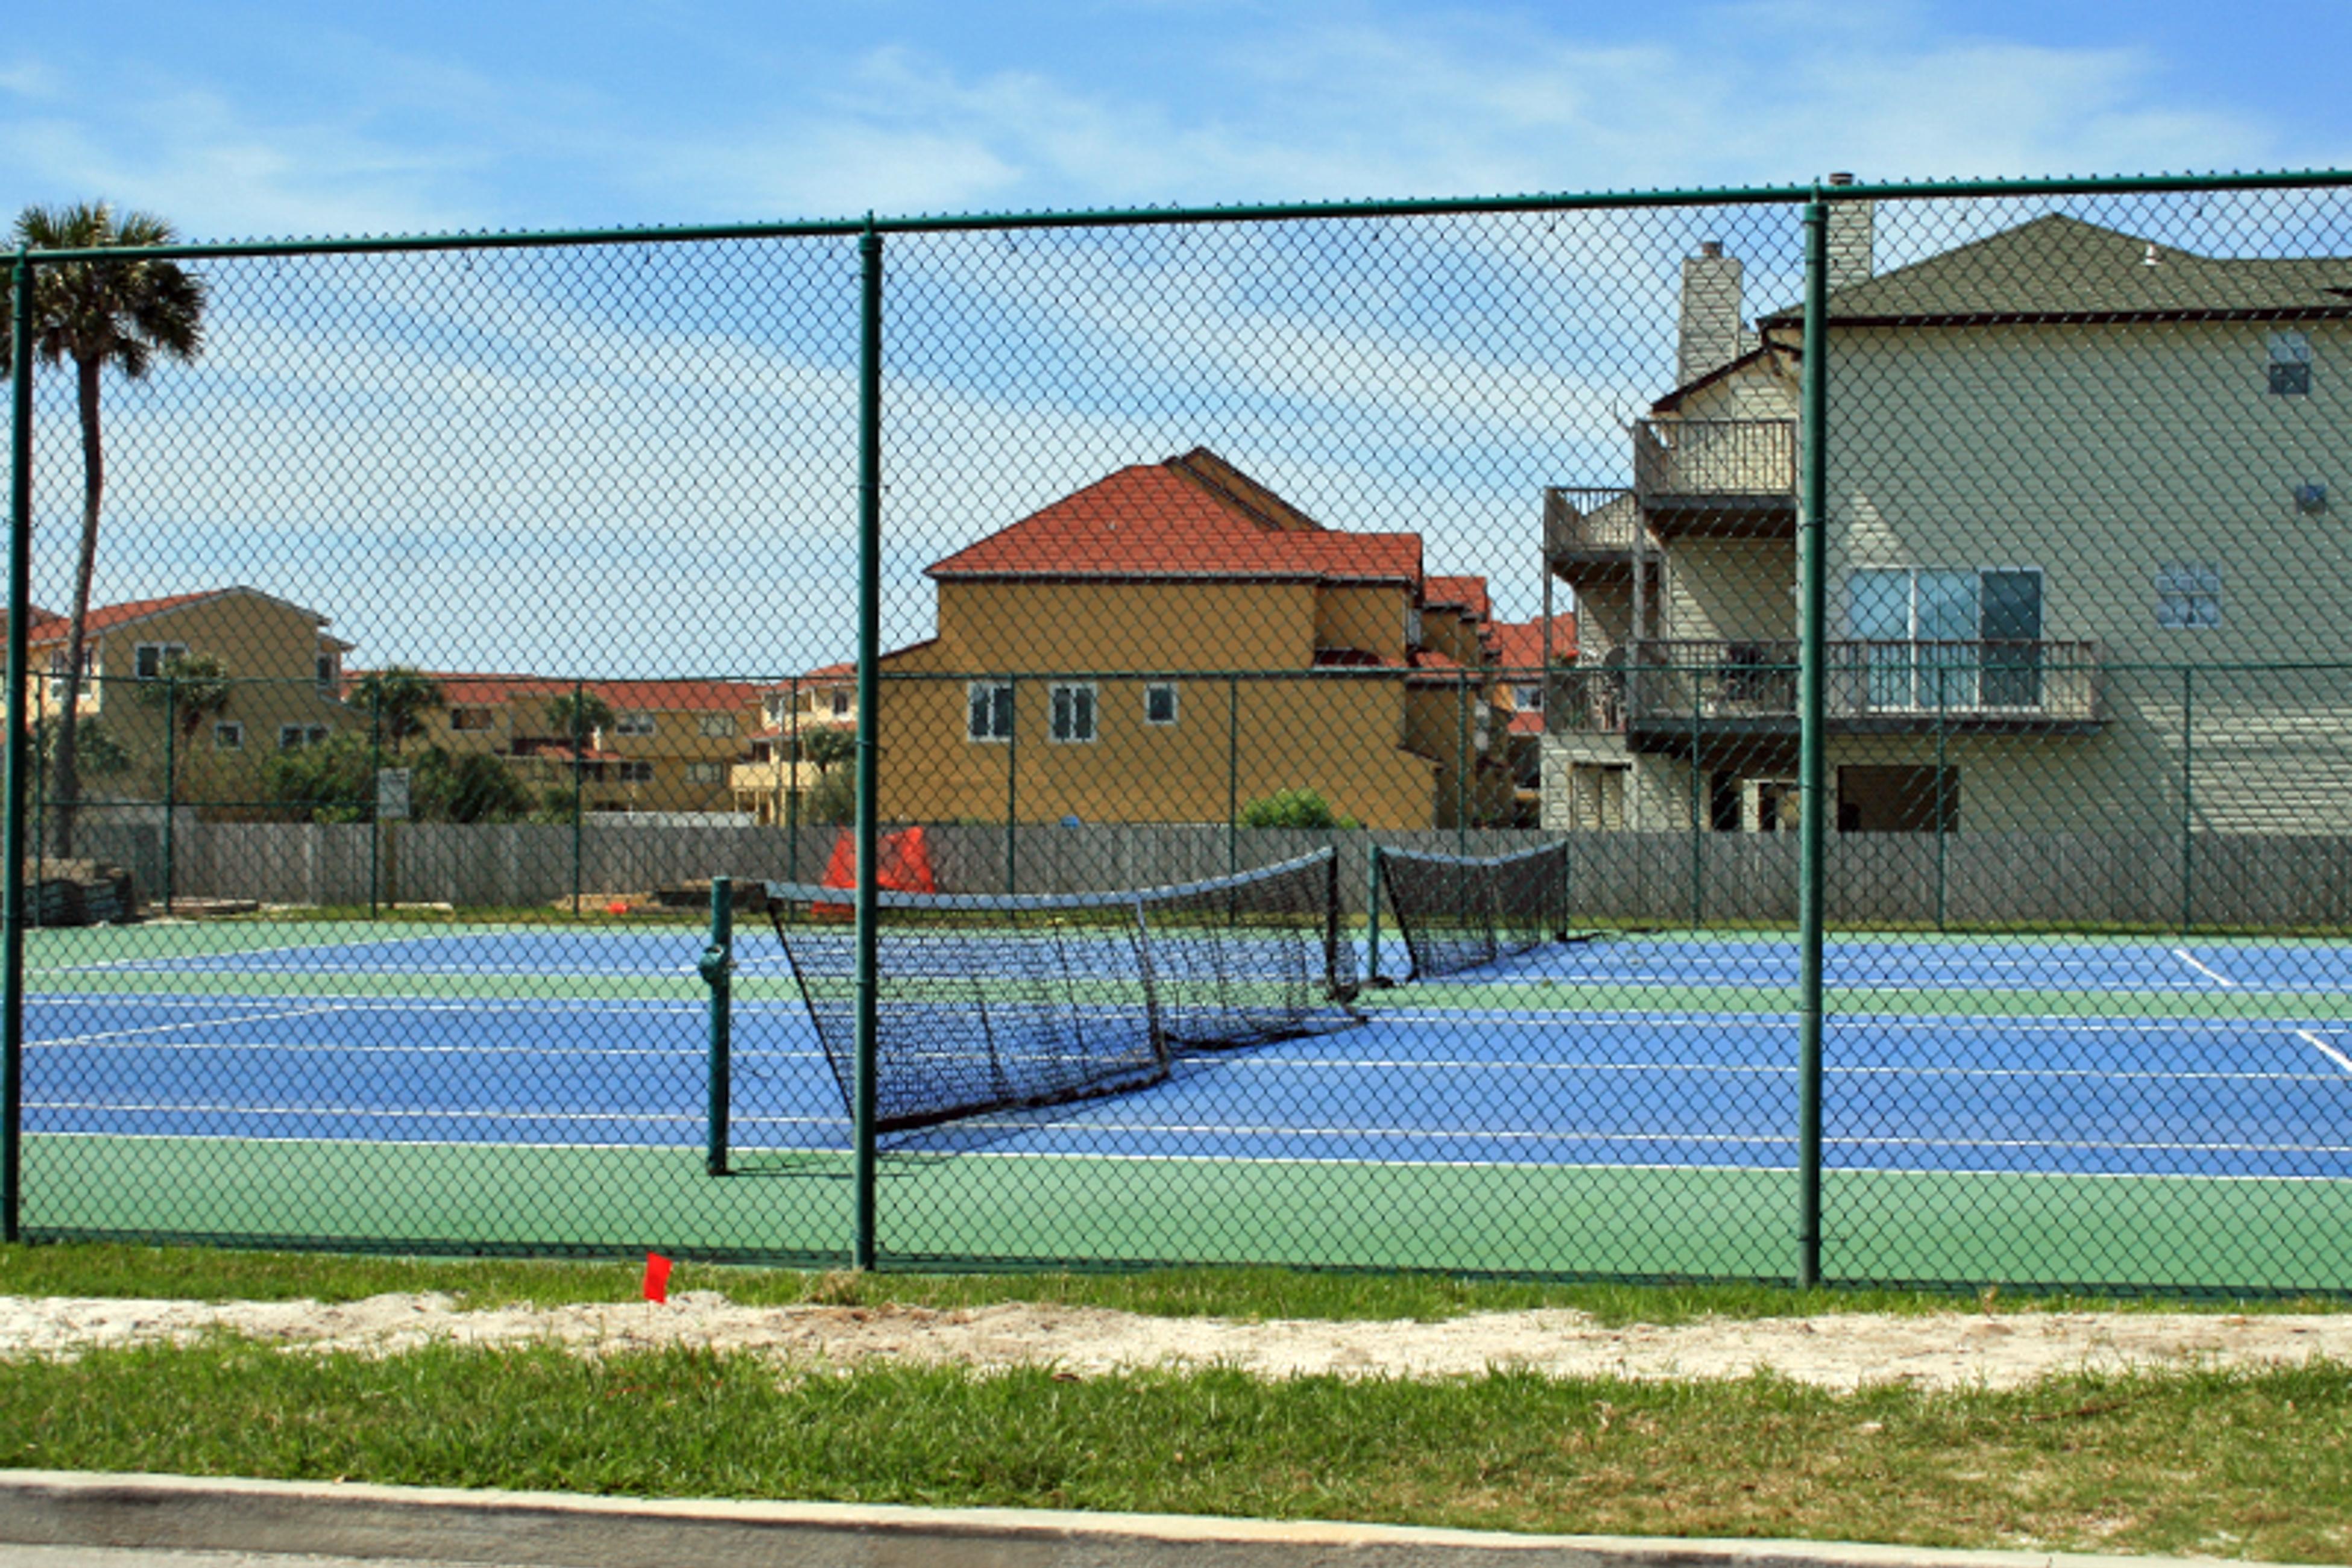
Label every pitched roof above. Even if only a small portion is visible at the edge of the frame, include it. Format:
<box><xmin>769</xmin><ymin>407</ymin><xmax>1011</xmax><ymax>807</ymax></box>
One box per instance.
<box><xmin>25</xmin><ymin>587</ymin><xmax>341</xmax><ymax>645</ymax></box>
<box><xmin>1490</xmin><ymin>614</ymin><xmax>1577</xmax><ymax>672</ymax></box>
<box><xmin>391</xmin><ymin>673</ymin><xmax>763</xmax><ymax>713</ymax></box>
<box><xmin>1762</xmin><ymin>215</ymin><xmax>2352</xmax><ymax>327</ymax></box>
<box><xmin>926</xmin><ymin>452</ymin><xmax>1422</xmax><ymax>585</ymax></box>
<box><xmin>1422</xmin><ymin>576</ymin><xmax>1490</xmax><ymax>622</ymax></box>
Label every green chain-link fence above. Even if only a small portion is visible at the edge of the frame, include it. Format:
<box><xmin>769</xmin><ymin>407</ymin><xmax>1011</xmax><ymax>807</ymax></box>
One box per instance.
<box><xmin>7</xmin><ymin>171</ymin><xmax>2351</xmax><ymax>1291</ymax></box>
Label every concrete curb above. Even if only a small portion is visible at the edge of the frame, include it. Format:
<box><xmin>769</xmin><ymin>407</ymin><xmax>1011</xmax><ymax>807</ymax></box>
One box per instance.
<box><xmin>0</xmin><ymin>1470</ymin><xmax>2301</xmax><ymax>1568</ymax></box>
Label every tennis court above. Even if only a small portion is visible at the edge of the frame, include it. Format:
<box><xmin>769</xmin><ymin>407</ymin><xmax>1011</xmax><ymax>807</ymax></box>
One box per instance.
<box><xmin>20</xmin><ymin>907</ymin><xmax>2352</xmax><ymax>1288</ymax></box>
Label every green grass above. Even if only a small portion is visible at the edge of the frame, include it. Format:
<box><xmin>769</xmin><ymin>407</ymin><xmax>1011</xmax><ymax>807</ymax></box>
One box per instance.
<box><xmin>7</xmin><ymin>1242</ymin><xmax>2348</xmax><ymax>1324</ymax></box>
<box><xmin>2</xmin><ymin>1340</ymin><xmax>2345</xmax><ymax>1561</ymax></box>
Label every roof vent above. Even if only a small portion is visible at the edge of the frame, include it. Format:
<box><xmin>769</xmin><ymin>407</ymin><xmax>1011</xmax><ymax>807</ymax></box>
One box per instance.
<box><xmin>2144</xmin><ymin>242</ymin><xmax>2161</xmax><ymax>267</ymax></box>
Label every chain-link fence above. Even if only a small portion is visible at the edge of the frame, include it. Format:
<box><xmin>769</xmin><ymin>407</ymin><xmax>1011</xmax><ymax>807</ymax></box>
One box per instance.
<box><xmin>7</xmin><ymin>173</ymin><xmax>2351</xmax><ymax>1290</ymax></box>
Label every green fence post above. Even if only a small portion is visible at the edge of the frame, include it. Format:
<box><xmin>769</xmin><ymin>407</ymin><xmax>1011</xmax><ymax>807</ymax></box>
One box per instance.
<box><xmin>1455</xmin><ymin>673</ymin><xmax>1469</xmax><ymax>854</ymax></box>
<box><xmin>1365</xmin><ymin>845</ymin><xmax>1385</xmax><ymax>984</ymax></box>
<box><xmin>1795</xmin><ymin>187</ymin><xmax>1833</xmax><ymax>1290</ymax></box>
<box><xmin>1226</xmin><ymin>676</ymin><xmax>1239</xmax><ymax>877</ymax></box>
<box><xmin>851</xmin><ymin>215</ymin><xmax>884</xmax><ymax>1271</ymax></box>
<box><xmin>3</xmin><ymin>247</ymin><xmax>36</xmax><ymax>1242</ymax></box>
<box><xmin>161</xmin><ymin>676</ymin><xmax>178</xmax><ymax>916</ymax></box>
<box><xmin>1689</xmin><ymin>673</ymin><xmax>1704</xmax><ymax>930</ymax></box>
<box><xmin>367</xmin><ymin>682</ymin><xmax>382</xmax><ymax>919</ymax></box>
<box><xmin>1004</xmin><ymin>675</ymin><xmax>1018</xmax><ymax>895</ymax></box>
<box><xmin>570</xmin><ymin>678</ymin><xmax>585</xmax><ymax>916</ymax></box>
<box><xmin>1934</xmin><ymin>664</ymin><xmax>1948</xmax><ymax>932</ymax></box>
<box><xmin>784</xmin><ymin>674</ymin><xmax>801</xmax><ymax>883</ymax></box>
<box><xmin>2181</xmin><ymin>668</ymin><xmax>2195</xmax><ymax>934</ymax></box>
<box><xmin>703</xmin><ymin>875</ymin><xmax>733</xmax><ymax>1176</ymax></box>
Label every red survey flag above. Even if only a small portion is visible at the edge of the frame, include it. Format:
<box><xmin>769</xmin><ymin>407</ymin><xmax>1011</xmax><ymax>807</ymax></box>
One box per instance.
<box><xmin>642</xmin><ymin>1252</ymin><xmax>673</xmax><ymax>1303</ymax></box>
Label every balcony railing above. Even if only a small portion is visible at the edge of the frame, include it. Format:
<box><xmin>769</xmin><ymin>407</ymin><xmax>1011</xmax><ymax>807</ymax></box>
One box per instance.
<box><xmin>1547</xmin><ymin>639</ymin><xmax>2103</xmax><ymax>734</ymax></box>
<box><xmin>1542</xmin><ymin>486</ymin><xmax>1642</xmax><ymax>558</ymax></box>
<box><xmin>1631</xmin><ymin>419</ymin><xmax>1796</xmax><ymax>501</ymax></box>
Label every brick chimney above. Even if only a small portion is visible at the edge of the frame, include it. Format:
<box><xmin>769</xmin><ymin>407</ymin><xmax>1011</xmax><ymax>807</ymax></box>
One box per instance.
<box><xmin>1825</xmin><ymin>172</ymin><xmax>1874</xmax><ymax>291</ymax></box>
<box><xmin>1676</xmin><ymin>241</ymin><xmax>1745</xmax><ymax>388</ymax></box>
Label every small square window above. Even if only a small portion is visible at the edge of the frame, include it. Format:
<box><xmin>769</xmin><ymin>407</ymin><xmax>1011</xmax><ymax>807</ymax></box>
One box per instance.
<box><xmin>1144</xmin><ymin>683</ymin><xmax>1179</xmax><ymax>726</ymax></box>
<box><xmin>277</xmin><ymin>723</ymin><xmax>330</xmax><ymax>751</ymax></box>
<box><xmin>212</xmin><ymin>722</ymin><xmax>244</xmax><ymax>751</ymax></box>
<box><xmin>967</xmin><ymin>682</ymin><xmax>1014</xmax><ymax>742</ymax></box>
<box><xmin>685</xmin><ymin>761</ymin><xmax>725</xmax><ymax>785</ymax></box>
<box><xmin>134</xmin><ymin>643</ymin><xmax>190</xmax><ymax>681</ymax></box>
<box><xmin>1050</xmin><ymin>683</ymin><xmax>1097</xmax><ymax>743</ymax></box>
<box><xmin>618</xmin><ymin>760</ymin><xmax>655</xmax><ymax>784</ymax></box>
<box><xmin>2268</xmin><ymin>332</ymin><xmax>2311</xmax><ymax>397</ymax></box>
<box><xmin>830</xmin><ymin>689</ymin><xmax>851</xmax><ymax>716</ymax></box>
<box><xmin>2157</xmin><ymin>563</ymin><xmax>2222</xmax><ymax>629</ymax></box>
<box><xmin>1513</xmin><ymin>684</ymin><xmax>1544</xmax><ymax>712</ymax></box>
<box><xmin>699</xmin><ymin>713</ymin><xmax>737</xmax><ymax>738</ymax></box>
<box><xmin>614</xmin><ymin>713</ymin><xmax>657</xmax><ymax>737</ymax></box>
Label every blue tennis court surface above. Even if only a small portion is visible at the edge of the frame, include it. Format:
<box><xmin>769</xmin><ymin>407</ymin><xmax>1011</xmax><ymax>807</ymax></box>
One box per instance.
<box><xmin>26</xmin><ymin>927</ymin><xmax>2352</xmax><ymax>1182</ymax></box>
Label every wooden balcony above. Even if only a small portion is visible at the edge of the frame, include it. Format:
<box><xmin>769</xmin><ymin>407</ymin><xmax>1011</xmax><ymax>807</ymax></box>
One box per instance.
<box><xmin>1630</xmin><ymin>419</ymin><xmax>1796</xmax><ymax>537</ymax></box>
<box><xmin>1541</xmin><ymin>486</ymin><xmax>1654</xmax><ymax>588</ymax></box>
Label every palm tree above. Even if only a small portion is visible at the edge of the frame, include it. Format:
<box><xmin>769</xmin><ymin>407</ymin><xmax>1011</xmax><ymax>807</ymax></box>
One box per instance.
<box><xmin>132</xmin><ymin>652</ymin><xmax>232</xmax><ymax>807</ymax></box>
<box><xmin>3</xmin><ymin>201</ymin><xmax>207</xmax><ymax>857</ymax></box>
<box><xmin>350</xmin><ymin>666</ymin><xmax>446</xmax><ymax>752</ymax></box>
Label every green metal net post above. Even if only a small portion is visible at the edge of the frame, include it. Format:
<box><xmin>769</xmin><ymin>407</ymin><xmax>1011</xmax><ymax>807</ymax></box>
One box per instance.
<box><xmin>367</xmin><ymin>681</ymin><xmax>382</xmax><ymax>919</ymax></box>
<box><xmin>851</xmin><ymin>217</ymin><xmax>884</xmax><ymax>1271</ymax></box>
<box><xmin>1455</xmin><ymin>672</ymin><xmax>1469</xmax><ymax>852</ymax></box>
<box><xmin>702</xmin><ymin>875</ymin><xmax>733</xmax><ymax>1177</ymax></box>
<box><xmin>785</xmin><ymin>673</ymin><xmax>801</xmax><ymax>883</ymax></box>
<box><xmin>2181</xmin><ymin>668</ymin><xmax>2196</xmax><ymax>934</ymax></box>
<box><xmin>1226</xmin><ymin>676</ymin><xmax>1239</xmax><ymax>877</ymax></box>
<box><xmin>570</xmin><ymin>678</ymin><xmax>586</xmax><ymax>916</ymax></box>
<box><xmin>2</xmin><ymin>249</ymin><xmax>35</xmax><ymax>1242</ymax></box>
<box><xmin>160</xmin><ymin>676</ymin><xmax>177</xmax><ymax>915</ymax></box>
<box><xmin>1004</xmin><ymin>674</ymin><xmax>1018</xmax><ymax>895</ymax></box>
<box><xmin>1364</xmin><ymin>845</ymin><xmax>1385</xmax><ymax>985</ymax></box>
<box><xmin>1795</xmin><ymin>189</ymin><xmax>1833</xmax><ymax>1290</ymax></box>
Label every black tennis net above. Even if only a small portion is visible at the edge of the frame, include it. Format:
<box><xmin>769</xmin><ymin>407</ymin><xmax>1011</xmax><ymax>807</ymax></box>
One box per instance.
<box><xmin>763</xmin><ymin>848</ymin><xmax>1358</xmax><ymax>1133</ymax></box>
<box><xmin>1376</xmin><ymin>842</ymin><xmax>1574</xmax><ymax>981</ymax></box>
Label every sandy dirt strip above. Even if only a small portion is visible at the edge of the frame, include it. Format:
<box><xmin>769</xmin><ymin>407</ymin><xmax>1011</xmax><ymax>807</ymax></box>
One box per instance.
<box><xmin>5</xmin><ymin>1294</ymin><xmax>2350</xmax><ymax>1389</ymax></box>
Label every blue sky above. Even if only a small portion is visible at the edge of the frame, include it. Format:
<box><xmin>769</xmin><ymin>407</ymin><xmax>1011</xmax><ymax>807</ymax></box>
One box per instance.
<box><xmin>4</xmin><ymin>4</ymin><xmax>2347</xmax><ymax>679</ymax></box>
<box><xmin>4</xmin><ymin>0</ymin><xmax>2342</xmax><ymax>239</ymax></box>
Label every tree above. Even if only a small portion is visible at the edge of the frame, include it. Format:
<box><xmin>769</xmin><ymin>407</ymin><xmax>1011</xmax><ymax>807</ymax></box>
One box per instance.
<box><xmin>261</xmin><ymin>732</ymin><xmax>373</xmax><ymax>824</ymax></box>
<box><xmin>132</xmin><ymin>652</ymin><xmax>232</xmax><ymax>807</ymax></box>
<box><xmin>799</xmin><ymin>724</ymin><xmax>857</xmax><ymax>775</ymax></box>
<box><xmin>544</xmin><ymin>691</ymin><xmax>615</xmax><ymax>751</ymax></box>
<box><xmin>1239</xmin><ymin>788</ymin><xmax>1359</xmax><ymax>830</ymax></box>
<box><xmin>350</xmin><ymin>666</ymin><xmax>445</xmax><ymax>752</ymax></box>
<box><xmin>411</xmin><ymin>748</ymin><xmax>531</xmax><ymax>823</ymax></box>
<box><xmin>804</xmin><ymin>763</ymin><xmax>857</xmax><ymax>825</ymax></box>
<box><xmin>4</xmin><ymin>202</ymin><xmax>207</xmax><ymax>856</ymax></box>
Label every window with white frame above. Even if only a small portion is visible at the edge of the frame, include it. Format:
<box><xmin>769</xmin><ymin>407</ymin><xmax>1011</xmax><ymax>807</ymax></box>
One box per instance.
<box><xmin>1513</xmin><ymin>683</ymin><xmax>1543</xmax><ymax>712</ymax></box>
<box><xmin>2269</xmin><ymin>331</ymin><xmax>2312</xmax><ymax>397</ymax></box>
<box><xmin>134</xmin><ymin>643</ymin><xmax>190</xmax><ymax>681</ymax></box>
<box><xmin>1050</xmin><ymin>683</ymin><xmax>1097</xmax><ymax>743</ymax></box>
<box><xmin>685</xmin><ymin>761</ymin><xmax>725</xmax><ymax>784</ymax></box>
<box><xmin>966</xmin><ymin>681</ymin><xmax>1013</xmax><ymax>742</ymax></box>
<box><xmin>277</xmin><ymin>723</ymin><xmax>330</xmax><ymax>751</ymax></box>
<box><xmin>829</xmin><ymin>688</ymin><xmax>851</xmax><ymax>716</ymax></box>
<box><xmin>1144</xmin><ymin>683</ymin><xmax>1179</xmax><ymax>726</ymax></box>
<box><xmin>2157</xmin><ymin>563</ymin><xmax>2223</xmax><ymax>628</ymax></box>
<box><xmin>699</xmin><ymin>713</ymin><xmax>736</xmax><ymax>738</ymax></box>
<box><xmin>617</xmin><ymin>760</ymin><xmax>655</xmax><ymax>784</ymax></box>
<box><xmin>212</xmin><ymin>722</ymin><xmax>244</xmax><ymax>751</ymax></box>
<box><xmin>315</xmin><ymin>652</ymin><xmax>339</xmax><ymax>693</ymax></box>
<box><xmin>450</xmin><ymin>707</ymin><xmax>495</xmax><ymax>731</ymax></box>
<box><xmin>614</xmin><ymin>713</ymin><xmax>657</xmax><ymax>737</ymax></box>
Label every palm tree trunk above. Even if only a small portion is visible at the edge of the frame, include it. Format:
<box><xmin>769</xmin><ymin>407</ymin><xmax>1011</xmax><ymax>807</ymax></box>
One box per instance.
<box><xmin>50</xmin><ymin>355</ymin><xmax>104</xmax><ymax>860</ymax></box>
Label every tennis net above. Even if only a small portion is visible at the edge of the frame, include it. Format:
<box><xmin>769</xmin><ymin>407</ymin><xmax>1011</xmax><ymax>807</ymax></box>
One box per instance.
<box><xmin>1375</xmin><ymin>842</ymin><xmax>1574</xmax><ymax>981</ymax></box>
<box><xmin>763</xmin><ymin>848</ymin><xmax>1358</xmax><ymax>1133</ymax></box>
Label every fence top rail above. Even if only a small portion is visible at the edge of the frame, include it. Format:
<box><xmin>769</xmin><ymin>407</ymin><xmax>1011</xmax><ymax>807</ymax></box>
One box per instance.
<box><xmin>13</xmin><ymin>168</ymin><xmax>2352</xmax><ymax>265</ymax></box>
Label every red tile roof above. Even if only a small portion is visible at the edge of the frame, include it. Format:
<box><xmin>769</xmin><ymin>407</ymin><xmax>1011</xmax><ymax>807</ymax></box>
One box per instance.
<box><xmin>1489</xmin><ymin>614</ymin><xmax>1577</xmax><ymax>673</ymax></box>
<box><xmin>1422</xmin><ymin>576</ymin><xmax>1491</xmax><ymax>622</ymax></box>
<box><xmin>386</xmin><ymin>673</ymin><xmax>764</xmax><ymax>713</ymax></box>
<box><xmin>927</xmin><ymin>453</ymin><xmax>1421</xmax><ymax>586</ymax></box>
<box><xmin>26</xmin><ymin>588</ymin><xmax>337</xmax><ymax>644</ymax></box>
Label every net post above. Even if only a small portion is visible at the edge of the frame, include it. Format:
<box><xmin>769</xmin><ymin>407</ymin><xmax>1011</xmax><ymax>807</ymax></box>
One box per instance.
<box><xmin>367</xmin><ymin>681</ymin><xmax>382</xmax><ymax>919</ymax></box>
<box><xmin>1795</xmin><ymin>188</ymin><xmax>1832</xmax><ymax>1291</ymax></box>
<box><xmin>703</xmin><ymin>876</ymin><xmax>733</xmax><ymax>1177</ymax></box>
<box><xmin>1004</xmin><ymin>673</ymin><xmax>1018</xmax><ymax>895</ymax></box>
<box><xmin>2180</xmin><ymin>667</ymin><xmax>2195</xmax><ymax>935</ymax></box>
<box><xmin>569</xmin><ymin>678</ymin><xmax>585</xmax><ymax>916</ymax></box>
<box><xmin>851</xmin><ymin>215</ymin><xmax>884</xmax><ymax>1271</ymax></box>
<box><xmin>1365</xmin><ymin>845</ymin><xmax>1384</xmax><ymax>986</ymax></box>
<box><xmin>1226</xmin><ymin>676</ymin><xmax>1239</xmax><ymax>879</ymax></box>
<box><xmin>1324</xmin><ymin>848</ymin><xmax>1346</xmax><ymax>1000</ymax></box>
<box><xmin>2</xmin><ymin>247</ymin><xmax>36</xmax><ymax>1242</ymax></box>
<box><xmin>786</xmin><ymin>674</ymin><xmax>801</xmax><ymax>882</ymax></box>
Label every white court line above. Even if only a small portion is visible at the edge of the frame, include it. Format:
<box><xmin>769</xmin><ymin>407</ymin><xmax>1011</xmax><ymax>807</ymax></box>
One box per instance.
<box><xmin>30</xmin><ymin>1003</ymin><xmax>353</xmax><ymax>1048</ymax></box>
<box><xmin>2172</xmin><ymin>949</ymin><xmax>2236</xmax><ymax>986</ymax></box>
<box><xmin>2296</xmin><ymin>1030</ymin><xmax>2352</xmax><ymax>1074</ymax></box>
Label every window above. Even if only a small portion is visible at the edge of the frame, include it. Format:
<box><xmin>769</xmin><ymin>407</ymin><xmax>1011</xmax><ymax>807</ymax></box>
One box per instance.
<box><xmin>212</xmin><ymin>722</ymin><xmax>244</xmax><ymax>751</ymax></box>
<box><xmin>1513</xmin><ymin>684</ymin><xmax>1544</xmax><ymax>713</ymax></box>
<box><xmin>2269</xmin><ymin>331</ymin><xmax>2312</xmax><ymax>396</ymax></box>
<box><xmin>1144</xmin><ymin>683</ymin><xmax>1179</xmax><ymax>726</ymax></box>
<box><xmin>277</xmin><ymin>723</ymin><xmax>330</xmax><ymax>751</ymax></box>
<box><xmin>1838</xmin><ymin>765</ymin><xmax>1958</xmax><ymax>834</ymax></box>
<box><xmin>685</xmin><ymin>761</ymin><xmax>725</xmax><ymax>785</ymax></box>
<box><xmin>1846</xmin><ymin>566</ymin><xmax>2043</xmax><ymax>708</ymax></box>
<box><xmin>830</xmin><ymin>689</ymin><xmax>851</xmax><ymax>716</ymax></box>
<box><xmin>1405</xmin><ymin>604</ymin><xmax>1423</xmax><ymax>646</ymax></box>
<box><xmin>315</xmin><ymin>653</ymin><xmax>339</xmax><ymax>693</ymax></box>
<box><xmin>966</xmin><ymin>681</ymin><xmax>1013</xmax><ymax>742</ymax></box>
<box><xmin>618</xmin><ymin>760</ymin><xmax>655</xmax><ymax>784</ymax></box>
<box><xmin>134</xmin><ymin>643</ymin><xmax>190</xmax><ymax>681</ymax></box>
<box><xmin>450</xmin><ymin>707</ymin><xmax>495</xmax><ymax>731</ymax></box>
<box><xmin>2157</xmin><ymin>563</ymin><xmax>2223</xmax><ymax>629</ymax></box>
<box><xmin>1050</xmin><ymin>684</ymin><xmax>1097</xmax><ymax>743</ymax></box>
<box><xmin>699</xmin><ymin>713</ymin><xmax>736</xmax><ymax>738</ymax></box>
<box><xmin>46</xmin><ymin>648</ymin><xmax>92</xmax><ymax>698</ymax></box>
<box><xmin>613</xmin><ymin>713</ymin><xmax>657</xmax><ymax>737</ymax></box>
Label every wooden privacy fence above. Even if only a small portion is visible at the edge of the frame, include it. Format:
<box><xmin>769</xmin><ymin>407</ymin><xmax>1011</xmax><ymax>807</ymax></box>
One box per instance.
<box><xmin>68</xmin><ymin>818</ymin><xmax>2352</xmax><ymax>931</ymax></box>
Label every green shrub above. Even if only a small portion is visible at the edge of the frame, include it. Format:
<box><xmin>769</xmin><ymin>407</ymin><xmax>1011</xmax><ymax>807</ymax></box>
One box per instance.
<box><xmin>1239</xmin><ymin>789</ymin><xmax>1359</xmax><ymax>830</ymax></box>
